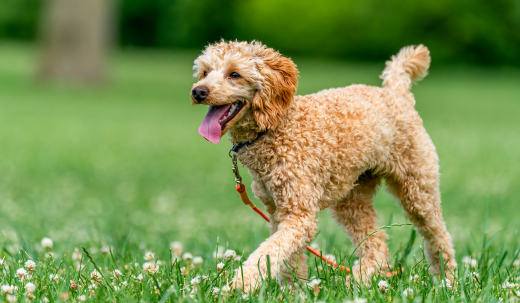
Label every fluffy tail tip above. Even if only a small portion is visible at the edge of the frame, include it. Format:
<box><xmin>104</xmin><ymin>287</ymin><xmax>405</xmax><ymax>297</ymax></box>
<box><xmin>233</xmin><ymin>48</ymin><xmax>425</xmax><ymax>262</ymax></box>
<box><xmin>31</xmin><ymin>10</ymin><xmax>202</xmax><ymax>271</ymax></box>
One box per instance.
<box><xmin>381</xmin><ymin>44</ymin><xmax>431</xmax><ymax>93</ymax></box>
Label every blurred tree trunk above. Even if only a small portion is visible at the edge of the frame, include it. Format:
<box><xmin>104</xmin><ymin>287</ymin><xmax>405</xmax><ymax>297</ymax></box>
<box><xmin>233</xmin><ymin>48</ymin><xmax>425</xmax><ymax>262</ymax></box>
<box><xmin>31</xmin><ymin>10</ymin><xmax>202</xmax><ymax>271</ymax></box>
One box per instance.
<box><xmin>37</xmin><ymin>0</ymin><xmax>113</xmax><ymax>84</ymax></box>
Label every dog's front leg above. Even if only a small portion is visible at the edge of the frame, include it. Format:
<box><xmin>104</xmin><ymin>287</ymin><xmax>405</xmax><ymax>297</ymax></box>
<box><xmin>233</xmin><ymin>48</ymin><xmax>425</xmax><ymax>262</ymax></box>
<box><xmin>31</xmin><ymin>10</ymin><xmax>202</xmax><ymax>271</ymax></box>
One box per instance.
<box><xmin>232</xmin><ymin>209</ymin><xmax>317</xmax><ymax>293</ymax></box>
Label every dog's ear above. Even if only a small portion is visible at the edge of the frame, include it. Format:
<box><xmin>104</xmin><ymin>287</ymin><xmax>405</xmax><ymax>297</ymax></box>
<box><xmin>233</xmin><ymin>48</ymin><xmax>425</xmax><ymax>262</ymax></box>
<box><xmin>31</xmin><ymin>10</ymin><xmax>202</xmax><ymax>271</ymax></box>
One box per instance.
<box><xmin>253</xmin><ymin>50</ymin><xmax>298</xmax><ymax>130</ymax></box>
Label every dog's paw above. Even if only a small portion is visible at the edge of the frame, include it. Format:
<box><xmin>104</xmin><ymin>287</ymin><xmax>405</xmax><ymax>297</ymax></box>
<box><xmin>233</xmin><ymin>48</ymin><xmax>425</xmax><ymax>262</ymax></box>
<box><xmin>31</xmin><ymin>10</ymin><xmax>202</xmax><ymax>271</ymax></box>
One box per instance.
<box><xmin>444</xmin><ymin>259</ymin><xmax>457</xmax><ymax>282</ymax></box>
<box><xmin>231</xmin><ymin>267</ymin><xmax>262</xmax><ymax>294</ymax></box>
<box><xmin>430</xmin><ymin>258</ymin><xmax>457</xmax><ymax>282</ymax></box>
<box><xmin>347</xmin><ymin>262</ymin><xmax>388</xmax><ymax>287</ymax></box>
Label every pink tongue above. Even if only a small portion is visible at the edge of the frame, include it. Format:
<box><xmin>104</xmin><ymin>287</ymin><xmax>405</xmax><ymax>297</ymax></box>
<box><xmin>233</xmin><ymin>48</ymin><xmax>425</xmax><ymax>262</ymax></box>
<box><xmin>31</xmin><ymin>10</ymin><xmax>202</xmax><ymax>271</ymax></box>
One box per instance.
<box><xmin>198</xmin><ymin>104</ymin><xmax>232</xmax><ymax>144</ymax></box>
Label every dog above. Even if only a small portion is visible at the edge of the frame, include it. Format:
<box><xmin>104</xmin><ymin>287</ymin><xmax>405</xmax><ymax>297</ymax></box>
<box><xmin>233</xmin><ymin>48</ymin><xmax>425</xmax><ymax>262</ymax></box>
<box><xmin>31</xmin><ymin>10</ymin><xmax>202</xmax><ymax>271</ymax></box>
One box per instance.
<box><xmin>191</xmin><ymin>40</ymin><xmax>456</xmax><ymax>292</ymax></box>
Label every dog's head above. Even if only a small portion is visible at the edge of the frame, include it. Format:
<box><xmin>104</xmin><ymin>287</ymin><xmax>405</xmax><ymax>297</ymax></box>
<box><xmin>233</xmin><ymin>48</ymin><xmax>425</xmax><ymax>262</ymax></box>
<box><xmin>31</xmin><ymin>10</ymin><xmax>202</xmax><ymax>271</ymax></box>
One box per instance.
<box><xmin>191</xmin><ymin>40</ymin><xmax>298</xmax><ymax>143</ymax></box>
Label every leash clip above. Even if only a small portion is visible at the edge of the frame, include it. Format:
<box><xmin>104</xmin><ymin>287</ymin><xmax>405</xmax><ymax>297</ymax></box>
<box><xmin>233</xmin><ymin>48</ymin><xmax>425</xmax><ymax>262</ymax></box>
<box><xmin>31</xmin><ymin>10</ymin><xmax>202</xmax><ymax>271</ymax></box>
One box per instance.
<box><xmin>230</xmin><ymin>151</ymin><xmax>242</xmax><ymax>185</ymax></box>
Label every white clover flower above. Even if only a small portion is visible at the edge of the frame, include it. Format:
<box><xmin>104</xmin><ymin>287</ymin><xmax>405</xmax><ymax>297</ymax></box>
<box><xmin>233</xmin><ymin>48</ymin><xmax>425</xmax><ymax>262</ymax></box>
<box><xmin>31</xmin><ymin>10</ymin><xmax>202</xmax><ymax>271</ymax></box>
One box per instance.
<box><xmin>143</xmin><ymin>262</ymin><xmax>159</xmax><ymax>274</ymax></box>
<box><xmin>45</xmin><ymin>252</ymin><xmax>56</xmax><ymax>259</ymax></box>
<box><xmin>221</xmin><ymin>285</ymin><xmax>231</xmax><ymax>294</ymax></box>
<box><xmin>76</xmin><ymin>263</ymin><xmax>86</xmax><ymax>271</ymax></box>
<box><xmin>88</xmin><ymin>284</ymin><xmax>98</xmax><ymax>290</ymax></box>
<box><xmin>317</xmin><ymin>265</ymin><xmax>323</xmax><ymax>271</ymax></box>
<box><xmin>213</xmin><ymin>247</ymin><xmax>225</xmax><ymax>259</ymax></box>
<box><xmin>49</xmin><ymin>273</ymin><xmax>60</xmax><ymax>283</ymax></box>
<box><xmin>24</xmin><ymin>282</ymin><xmax>36</xmax><ymax>293</ymax></box>
<box><xmin>144</xmin><ymin>251</ymin><xmax>155</xmax><ymax>261</ymax></box>
<box><xmin>170</xmin><ymin>241</ymin><xmax>183</xmax><ymax>257</ymax></box>
<box><xmin>212</xmin><ymin>287</ymin><xmax>220</xmax><ymax>298</ymax></box>
<box><xmin>224</xmin><ymin>250</ymin><xmax>236</xmax><ymax>261</ymax></box>
<box><xmin>182</xmin><ymin>252</ymin><xmax>193</xmax><ymax>262</ymax></box>
<box><xmin>24</xmin><ymin>260</ymin><xmax>36</xmax><ymax>273</ymax></box>
<box><xmin>16</xmin><ymin>268</ymin><xmax>27</xmax><ymax>279</ymax></box>
<box><xmin>78</xmin><ymin>295</ymin><xmax>86</xmax><ymax>301</ymax></box>
<box><xmin>121</xmin><ymin>281</ymin><xmax>128</xmax><ymax>287</ymax></box>
<box><xmin>6</xmin><ymin>294</ymin><xmax>17</xmax><ymax>303</ymax></box>
<box><xmin>308</xmin><ymin>278</ymin><xmax>321</xmax><ymax>295</ymax></box>
<box><xmin>100</xmin><ymin>246</ymin><xmax>111</xmax><ymax>254</ymax></box>
<box><xmin>233</xmin><ymin>255</ymin><xmax>242</xmax><ymax>262</ymax></box>
<box><xmin>1</xmin><ymin>285</ymin><xmax>15</xmax><ymax>295</ymax></box>
<box><xmin>72</xmin><ymin>248</ymin><xmax>82</xmax><ymax>261</ymax></box>
<box><xmin>378</xmin><ymin>280</ymin><xmax>389</xmax><ymax>292</ymax></box>
<box><xmin>42</xmin><ymin>297</ymin><xmax>49</xmax><ymax>303</ymax></box>
<box><xmin>91</xmin><ymin>270</ymin><xmax>103</xmax><ymax>284</ymax></box>
<box><xmin>180</xmin><ymin>267</ymin><xmax>187</xmax><ymax>276</ymax></box>
<box><xmin>407</xmin><ymin>274</ymin><xmax>419</xmax><ymax>283</ymax></box>
<box><xmin>514</xmin><ymin>259</ymin><xmax>520</xmax><ymax>268</ymax></box>
<box><xmin>502</xmin><ymin>281</ymin><xmax>519</xmax><ymax>289</ymax></box>
<box><xmin>307</xmin><ymin>278</ymin><xmax>321</xmax><ymax>287</ymax></box>
<box><xmin>242</xmin><ymin>294</ymin><xmax>249</xmax><ymax>300</ymax></box>
<box><xmin>137</xmin><ymin>274</ymin><xmax>144</xmax><ymax>282</ymax></box>
<box><xmin>193</xmin><ymin>256</ymin><xmax>203</xmax><ymax>266</ymax></box>
<box><xmin>403</xmin><ymin>287</ymin><xmax>414</xmax><ymax>298</ymax></box>
<box><xmin>462</xmin><ymin>256</ymin><xmax>478</xmax><ymax>268</ymax></box>
<box><xmin>41</xmin><ymin>237</ymin><xmax>53</xmax><ymax>249</ymax></box>
<box><xmin>516</xmin><ymin>290</ymin><xmax>520</xmax><ymax>297</ymax></box>
<box><xmin>440</xmin><ymin>278</ymin><xmax>452</xmax><ymax>289</ymax></box>
<box><xmin>216</xmin><ymin>262</ymin><xmax>225</xmax><ymax>271</ymax></box>
<box><xmin>113</xmin><ymin>269</ymin><xmax>122</xmax><ymax>277</ymax></box>
<box><xmin>470</xmin><ymin>259</ymin><xmax>478</xmax><ymax>268</ymax></box>
<box><xmin>298</xmin><ymin>291</ymin><xmax>307</xmax><ymax>300</ymax></box>
<box><xmin>0</xmin><ymin>285</ymin><xmax>9</xmax><ymax>295</ymax></box>
<box><xmin>324</xmin><ymin>254</ymin><xmax>336</xmax><ymax>264</ymax></box>
<box><xmin>190</xmin><ymin>277</ymin><xmax>200</xmax><ymax>285</ymax></box>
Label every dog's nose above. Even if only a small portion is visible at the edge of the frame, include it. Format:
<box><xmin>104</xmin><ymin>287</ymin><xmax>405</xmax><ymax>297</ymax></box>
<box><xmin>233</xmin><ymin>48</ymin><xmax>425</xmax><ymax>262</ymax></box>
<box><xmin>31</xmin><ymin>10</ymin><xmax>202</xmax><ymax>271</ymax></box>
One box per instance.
<box><xmin>192</xmin><ymin>86</ymin><xmax>209</xmax><ymax>103</ymax></box>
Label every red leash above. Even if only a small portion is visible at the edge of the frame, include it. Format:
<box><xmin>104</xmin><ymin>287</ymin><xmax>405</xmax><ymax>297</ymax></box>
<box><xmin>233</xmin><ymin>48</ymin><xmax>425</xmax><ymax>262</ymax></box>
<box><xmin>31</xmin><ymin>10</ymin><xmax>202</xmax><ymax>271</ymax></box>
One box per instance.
<box><xmin>235</xmin><ymin>183</ymin><xmax>350</xmax><ymax>272</ymax></box>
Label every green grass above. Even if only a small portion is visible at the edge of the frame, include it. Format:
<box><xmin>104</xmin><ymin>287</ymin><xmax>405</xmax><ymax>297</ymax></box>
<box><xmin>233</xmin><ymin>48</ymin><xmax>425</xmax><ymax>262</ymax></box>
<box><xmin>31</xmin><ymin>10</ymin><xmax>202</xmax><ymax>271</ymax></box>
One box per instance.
<box><xmin>0</xmin><ymin>42</ymin><xmax>519</xmax><ymax>302</ymax></box>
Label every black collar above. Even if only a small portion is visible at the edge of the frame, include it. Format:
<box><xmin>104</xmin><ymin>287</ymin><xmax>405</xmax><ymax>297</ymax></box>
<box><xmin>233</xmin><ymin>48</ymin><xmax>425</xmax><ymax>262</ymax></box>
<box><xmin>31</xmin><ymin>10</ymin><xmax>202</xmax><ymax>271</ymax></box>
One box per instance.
<box><xmin>230</xmin><ymin>131</ymin><xmax>267</xmax><ymax>154</ymax></box>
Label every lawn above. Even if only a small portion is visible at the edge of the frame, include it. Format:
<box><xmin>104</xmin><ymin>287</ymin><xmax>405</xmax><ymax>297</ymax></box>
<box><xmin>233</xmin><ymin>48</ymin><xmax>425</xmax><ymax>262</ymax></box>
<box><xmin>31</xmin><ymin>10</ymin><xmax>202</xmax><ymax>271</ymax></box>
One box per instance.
<box><xmin>0</xmin><ymin>42</ymin><xmax>519</xmax><ymax>302</ymax></box>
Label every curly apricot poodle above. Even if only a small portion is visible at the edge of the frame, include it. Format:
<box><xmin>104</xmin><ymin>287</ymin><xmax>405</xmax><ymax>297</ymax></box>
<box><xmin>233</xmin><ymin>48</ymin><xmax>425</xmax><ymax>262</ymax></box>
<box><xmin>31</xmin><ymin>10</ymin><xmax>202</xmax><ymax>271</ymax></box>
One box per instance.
<box><xmin>191</xmin><ymin>40</ymin><xmax>456</xmax><ymax>292</ymax></box>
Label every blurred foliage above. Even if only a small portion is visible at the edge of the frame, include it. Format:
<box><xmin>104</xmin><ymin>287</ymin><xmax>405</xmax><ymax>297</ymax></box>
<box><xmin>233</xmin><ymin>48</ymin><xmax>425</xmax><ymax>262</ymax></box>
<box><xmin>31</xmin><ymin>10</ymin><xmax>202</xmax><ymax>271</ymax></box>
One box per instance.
<box><xmin>0</xmin><ymin>0</ymin><xmax>41</xmax><ymax>40</ymax></box>
<box><xmin>1</xmin><ymin>0</ymin><xmax>520</xmax><ymax>64</ymax></box>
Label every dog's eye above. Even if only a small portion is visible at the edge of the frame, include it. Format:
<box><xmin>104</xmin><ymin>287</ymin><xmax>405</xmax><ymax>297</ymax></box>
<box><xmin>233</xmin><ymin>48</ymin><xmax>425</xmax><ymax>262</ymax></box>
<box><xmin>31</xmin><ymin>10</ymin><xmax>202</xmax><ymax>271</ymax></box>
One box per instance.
<box><xmin>230</xmin><ymin>72</ymin><xmax>241</xmax><ymax>79</ymax></box>
<box><xmin>203</xmin><ymin>71</ymin><xmax>208</xmax><ymax>77</ymax></box>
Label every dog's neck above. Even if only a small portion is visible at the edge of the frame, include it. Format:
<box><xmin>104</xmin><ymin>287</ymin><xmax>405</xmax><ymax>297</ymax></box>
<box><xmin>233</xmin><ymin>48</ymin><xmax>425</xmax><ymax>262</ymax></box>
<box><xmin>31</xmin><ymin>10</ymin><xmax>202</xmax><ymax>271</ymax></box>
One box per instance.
<box><xmin>227</xmin><ymin>113</ymin><xmax>264</xmax><ymax>146</ymax></box>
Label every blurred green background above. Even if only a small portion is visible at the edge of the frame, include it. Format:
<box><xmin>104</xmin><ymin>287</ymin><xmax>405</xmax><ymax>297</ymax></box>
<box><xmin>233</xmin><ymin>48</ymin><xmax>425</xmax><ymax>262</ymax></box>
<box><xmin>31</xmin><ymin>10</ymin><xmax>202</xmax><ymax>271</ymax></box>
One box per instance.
<box><xmin>2</xmin><ymin>0</ymin><xmax>520</xmax><ymax>64</ymax></box>
<box><xmin>0</xmin><ymin>1</ymin><xmax>519</xmax><ymax>257</ymax></box>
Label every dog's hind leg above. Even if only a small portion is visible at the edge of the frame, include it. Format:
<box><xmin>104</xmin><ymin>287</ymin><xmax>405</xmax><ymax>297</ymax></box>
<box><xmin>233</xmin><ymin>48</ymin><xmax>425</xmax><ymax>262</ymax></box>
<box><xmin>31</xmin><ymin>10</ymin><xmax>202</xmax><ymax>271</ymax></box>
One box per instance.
<box><xmin>329</xmin><ymin>172</ymin><xmax>389</xmax><ymax>284</ymax></box>
<box><xmin>385</xmin><ymin>136</ymin><xmax>457</xmax><ymax>280</ymax></box>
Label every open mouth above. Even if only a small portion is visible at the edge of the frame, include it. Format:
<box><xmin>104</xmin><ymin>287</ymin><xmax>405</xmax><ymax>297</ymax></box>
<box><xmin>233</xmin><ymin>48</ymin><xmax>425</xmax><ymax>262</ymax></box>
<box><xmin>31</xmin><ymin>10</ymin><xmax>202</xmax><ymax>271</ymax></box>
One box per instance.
<box><xmin>198</xmin><ymin>100</ymin><xmax>245</xmax><ymax>143</ymax></box>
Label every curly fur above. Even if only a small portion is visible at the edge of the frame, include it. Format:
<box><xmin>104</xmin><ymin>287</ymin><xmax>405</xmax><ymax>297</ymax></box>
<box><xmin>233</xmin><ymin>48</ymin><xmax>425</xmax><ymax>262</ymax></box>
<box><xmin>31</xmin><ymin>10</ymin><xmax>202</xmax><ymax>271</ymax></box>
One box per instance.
<box><xmin>191</xmin><ymin>41</ymin><xmax>456</xmax><ymax>292</ymax></box>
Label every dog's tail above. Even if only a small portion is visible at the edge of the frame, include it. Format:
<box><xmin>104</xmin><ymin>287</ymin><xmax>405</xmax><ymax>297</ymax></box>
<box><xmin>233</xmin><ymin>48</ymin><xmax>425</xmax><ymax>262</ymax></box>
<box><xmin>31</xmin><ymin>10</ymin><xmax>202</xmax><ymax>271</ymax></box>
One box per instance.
<box><xmin>380</xmin><ymin>44</ymin><xmax>430</xmax><ymax>105</ymax></box>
